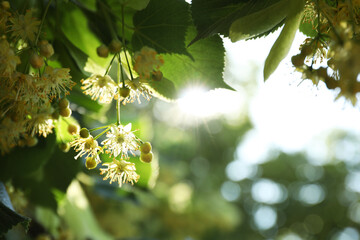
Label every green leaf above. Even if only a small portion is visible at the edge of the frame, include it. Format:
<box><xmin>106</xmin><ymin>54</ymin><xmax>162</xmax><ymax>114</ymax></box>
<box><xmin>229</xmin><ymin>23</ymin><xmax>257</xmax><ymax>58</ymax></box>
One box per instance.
<box><xmin>264</xmin><ymin>0</ymin><xmax>305</xmax><ymax>81</ymax></box>
<box><xmin>191</xmin><ymin>0</ymin><xmax>248</xmax><ymax>39</ymax></box>
<box><xmin>191</xmin><ymin>0</ymin><xmax>289</xmax><ymax>45</ymax></box>
<box><xmin>78</xmin><ymin>0</ymin><xmax>97</xmax><ymax>11</ymax></box>
<box><xmin>229</xmin><ymin>0</ymin><xmax>288</xmax><ymax>41</ymax></box>
<box><xmin>59</xmin><ymin>4</ymin><xmax>112</xmax><ymax>68</ymax></box>
<box><xmin>160</xmin><ymin>26</ymin><xmax>230</xmax><ymax>96</ymax></box>
<box><xmin>132</xmin><ymin>0</ymin><xmax>191</xmax><ymax>55</ymax></box>
<box><xmin>0</xmin><ymin>183</ymin><xmax>31</xmax><ymax>236</ymax></box>
<box><xmin>0</xmin><ymin>134</ymin><xmax>56</xmax><ymax>182</ymax></box>
<box><xmin>12</xmin><ymin>147</ymin><xmax>81</xmax><ymax>210</ymax></box>
<box><xmin>147</xmin><ymin>77</ymin><xmax>177</xmax><ymax>101</ymax></box>
<box><xmin>59</xmin><ymin>181</ymin><xmax>113</xmax><ymax>240</ymax></box>
<box><xmin>119</xmin><ymin>0</ymin><xmax>150</xmax><ymax>10</ymax></box>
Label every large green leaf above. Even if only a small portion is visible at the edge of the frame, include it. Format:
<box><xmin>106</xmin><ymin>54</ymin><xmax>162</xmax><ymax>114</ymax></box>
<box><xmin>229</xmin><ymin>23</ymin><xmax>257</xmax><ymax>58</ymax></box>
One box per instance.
<box><xmin>229</xmin><ymin>0</ymin><xmax>288</xmax><ymax>41</ymax></box>
<box><xmin>11</xmin><ymin>147</ymin><xmax>81</xmax><ymax>210</ymax></box>
<box><xmin>191</xmin><ymin>0</ymin><xmax>248</xmax><ymax>41</ymax></box>
<box><xmin>147</xmin><ymin>77</ymin><xmax>177</xmax><ymax>101</ymax></box>
<box><xmin>160</xmin><ymin>26</ymin><xmax>230</xmax><ymax>96</ymax></box>
<box><xmin>59</xmin><ymin>3</ymin><xmax>112</xmax><ymax>68</ymax></box>
<box><xmin>118</xmin><ymin>0</ymin><xmax>150</xmax><ymax>10</ymax></box>
<box><xmin>132</xmin><ymin>0</ymin><xmax>191</xmax><ymax>55</ymax></box>
<box><xmin>263</xmin><ymin>0</ymin><xmax>305</xmax><ymax>81</ymax></box>
<box><xmin>191</xmin><ymin>0</ymin><xmax>289</xmax><ymax>45</ymax></box>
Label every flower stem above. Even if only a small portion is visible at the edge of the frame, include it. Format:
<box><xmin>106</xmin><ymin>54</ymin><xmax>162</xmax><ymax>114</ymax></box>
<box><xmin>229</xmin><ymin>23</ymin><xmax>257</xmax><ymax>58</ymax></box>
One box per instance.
<box><xmin>89</xmin><ymin>125</ymin><xmax>112</xmax><ymax>132</ymax></box>
<box><xmin>94</xmin><ymin>127</ymin><xmax>110</xmax><ymax>140</ymax></box>
<box><xmin>35</xmin><ymin>0</ymin><xmax>53</xmax><ymax>45</ymax></box>
<box><xmin>104</xmin><ymin>54</ymin><xmax>117</xmax><ymax>76</ymax></box>
<box><xmin>117</xmin><ymin>53</ymin><xmax>121</xmax><ymax>126</ymax></box>
<box><xmin>118</xmin><ymin>54</ymin><xmax>126</xmax><ymax>86</ymax></box>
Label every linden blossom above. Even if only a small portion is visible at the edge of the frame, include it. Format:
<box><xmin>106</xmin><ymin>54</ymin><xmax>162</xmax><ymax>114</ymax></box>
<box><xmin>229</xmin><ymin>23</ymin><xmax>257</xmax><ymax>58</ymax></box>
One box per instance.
<box><xmin>99</xmin><ymin>159</ymin><xmax>139</xmax><ymax>186</ymax></box>
<box><xmin>101</xmin><ymin>123</ymin><xmax>140</xmax><ymax>159</ymax></box>
<box><xmin>81</xmin><ymin>74</ymin><xmax>117</xmax><ymax>104</ymax></box>
<box><xmin>119</xmin><ymin>78</ymin><xmax>152</xmax><ymax>105</ymax></box>
<box><xmin>70</xmin><ymin>135</ymin><xmax>102</xmax><ymax>163</ymax></box>
<box><xmin>133</xmin><ymin>46</ymin><xmax>164</xmax><ymax>79</ymax></box>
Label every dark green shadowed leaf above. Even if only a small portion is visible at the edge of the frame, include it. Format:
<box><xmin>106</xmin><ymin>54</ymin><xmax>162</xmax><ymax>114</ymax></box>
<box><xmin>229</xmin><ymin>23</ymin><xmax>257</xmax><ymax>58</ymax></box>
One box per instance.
<box><xmin>132</xmin><ymin>0</ymin><xmax>191</xmax><ymax>55</ymax></box>
<box><xmin>0</xmin><ymin>183</ymin><xmax>31</xmax><ymax>236</ymax></box>
<box><xmin>229</xmin><ymin>0</ymin><xmax>288</xmax><ymax>42</ymax></box>
<box><xmin>0</xmin><ymin>134</ymin><xmax>56</xmax><ymax>182</ymax></box>
<box><xmin>118</xmin><ymin>0</ymin><xmax>150</xmax><ymax>10</ymax></box>
<box><xmin>190</xmin><ymin>0</ymin><xmax>286</xmax><ymax>45</ymax></box>
<box><xmin>12</xmin><ymin>147</ymin><xmax>81</xmax><ymax>210</ymax></box>
<box><xmin>160</xmin><ymin>26</ymin><xmax>230</xmax><ymax>96</ymax></box>
<box><xmin>191</xmin><ymin>0</ymin><xmax>249</xmax><ymax>39</ymax></box>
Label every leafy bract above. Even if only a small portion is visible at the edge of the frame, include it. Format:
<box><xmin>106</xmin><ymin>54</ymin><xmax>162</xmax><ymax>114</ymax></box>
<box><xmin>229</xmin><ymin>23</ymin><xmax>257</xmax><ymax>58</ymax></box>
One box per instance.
<box><xmin>264</xmin><ymin>0</ymin><xmax>305</xmax><ymax>81</ymax></box>
<box><xmin>160</xmin><ymin>26</ymin><xmax>229</xmax><ymax>96</ymax></box>
<box><xmin>132</xmin><ymin>0</ymin><xmax>191</xmax><ymax>55</ymax></box>
<box><xmin>229</xmin><ymin>0</ymin><xmax>288</xmax><ymax>41</ymax></box>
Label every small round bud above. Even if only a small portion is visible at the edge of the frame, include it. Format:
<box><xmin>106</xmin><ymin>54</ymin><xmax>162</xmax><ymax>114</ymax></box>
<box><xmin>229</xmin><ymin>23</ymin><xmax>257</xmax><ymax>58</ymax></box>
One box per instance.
<box><xmin>120</xmin><ymin>87</ymin><xmax>130</xmax><ymax>98</ymax></box>
<box><xmin>59</xmin><ymin>107</ymin><xmax>72</xmax><ymax>117</ymax></box>
<box><xmin>38</xmin><ymin>40</ymin><xmax>49</xmax><ymax>46</ymax></box>
<box><xmin>51</xmin><ymin>111</ymin><xmax>60</xmax><ymax>119</ymax></box>
<box><xmin>1</xmin><ymin>1</ymin><xmax>10</xmax><ymax>10</ymax></box>
<box><xmin>10</xmin><ymin>112</ymin><xmax>20</xmax><ymax>122</ymax></box>
<box><xmin>140</xmin><ymin>142</ymin><xmax>152</xmax><ymax>154</ymax></box>
<box><xmin>26</xmin><ymin>136</ymin><xmax>38</xmax><ymax>147</ymax></box>
<box><xmin>30</xmin><ymin>53</ymin><xmax>44</xmax><ymax>69</ymax></box>
<box><xmin>97</xmin><ymin>44</ymin><xmax>109</xmax><ymax>58</ymax></box>
<box><xmin>291</xmin><ymin>54</ymin><xmax>305</xmax><ymax>68</ymax></box>
<box><xmin>85</xmin><ymin>157</ymin><xmax>97</xmax><ymax>169</ymax></box>
<box><xmin>68</xmin><ymin>124</ymin><xmax>79</xmax><ymax>135</ymax></box>
<box><xmin>59</xmin><ymin>142</ymin><xmax>70</xmax><ymax>152</ymax></box>
<box><xmin>152</xmin><ymin>70</ymin><xmax>163</xmax><ymax>81</ymax></box>
<box><xmin>39</xmin><ymin>42</ymin><xmax>54</xmax><ymax>58</ymax></box>
<box><xmin>325</xmin><ymin>76</ymin><xmax>338</xmax><ymax>89</ymax></box>
<box><xmin>59</xmin><ymin>98</ymin><xmax>69</xmax><ymax>109</ymax></box>
<box><xmin>140</xmin><ymin>152</ymin><xmax>153</xmax><ymax>163</ymax></box>
<box><xmin>18</xmin><ymin>139</ymin><xmax>26</xmax><ymax>147</ymax></box>
<box><xmin>109</xmin><ymin>39</ymin><xmax>122</xmax><ymax>53</ymax></box>
<box><xmin>316</xmin><ymin>67</ymin><xmax>328</xmax><ymax>79</ymax></box>
<box><xmin>300</xmin><ymin>44</ymin><xmax>313</xmax><ymax>56</ymax></box>
<box><xmin>80</xmin><ymin>128</ymin><xmax>90</xmax><ymax>138</ymax></box>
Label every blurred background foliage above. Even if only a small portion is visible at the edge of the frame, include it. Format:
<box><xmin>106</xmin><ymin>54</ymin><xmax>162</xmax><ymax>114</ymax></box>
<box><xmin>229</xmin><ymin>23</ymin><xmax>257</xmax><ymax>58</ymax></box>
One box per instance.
<box><xmin>2</xmin><ymin>0</ymin><xmax>360</xmax><ymax>239</ymax></box>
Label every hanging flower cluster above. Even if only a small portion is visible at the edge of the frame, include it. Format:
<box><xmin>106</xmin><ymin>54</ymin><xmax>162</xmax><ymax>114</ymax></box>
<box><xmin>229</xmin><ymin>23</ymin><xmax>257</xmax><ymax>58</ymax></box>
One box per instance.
<box><xmin>292</xmin><ymin>0</ymin><xmax>360</xmax><ymax>105</ymax></box>
<box><xmin>0</xmin><ymin>3</ymin><xmax>75</xmax><ymax>155</ymax></box>
<box><xmin>71</xmin><ymin>40</ymin><xmax>160</xmax><ymax>187</ymax></box>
